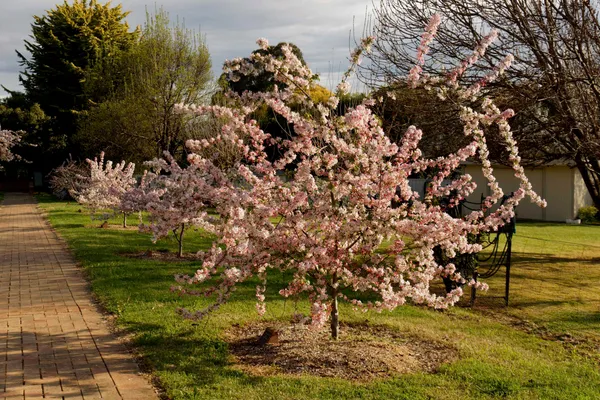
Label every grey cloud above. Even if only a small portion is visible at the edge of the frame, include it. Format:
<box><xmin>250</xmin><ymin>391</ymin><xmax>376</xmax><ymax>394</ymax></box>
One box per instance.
<box><xmin>1</xmin><ymin>0</ymin><xmax>371</xmax><ymax>95</ymax></box>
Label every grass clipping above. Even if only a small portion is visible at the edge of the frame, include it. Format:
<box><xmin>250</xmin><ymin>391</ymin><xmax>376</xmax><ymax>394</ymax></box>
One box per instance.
<box><xmin>226</xmin><ymin>321</ymin><xmax>458</xmax><ymax>381</ymax></box>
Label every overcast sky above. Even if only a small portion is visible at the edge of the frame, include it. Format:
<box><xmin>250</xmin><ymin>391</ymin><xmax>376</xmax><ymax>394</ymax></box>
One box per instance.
<box><xmin>0</xmin><ymin>0</ymin><xmax>372</xmax><ymax>97</ymax></box>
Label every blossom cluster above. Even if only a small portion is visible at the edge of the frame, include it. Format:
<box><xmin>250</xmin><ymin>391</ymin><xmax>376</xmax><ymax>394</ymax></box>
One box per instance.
<box><xmin>0</xmin><ymin>129</ymin><xmax>21</xmax><ymax>165</ymax></box>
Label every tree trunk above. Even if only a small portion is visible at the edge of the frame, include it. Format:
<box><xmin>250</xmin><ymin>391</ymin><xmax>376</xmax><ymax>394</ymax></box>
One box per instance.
<box><xmin>122</xmin><ymin>212</ymin><xmax>127</xmax><ymax>228</ymax></box>
<box><xmin>330</xmin><ymin>282</ymin><xmax>339</xmax><ymax>340</ymax></box>
<box><xmin>178</xmin><ymin>223</ymin><xmax>185</xmax><ymax>258</ymax></box>
<box><xmin>330</xmin><ymin>294</ymin><xmax>339</xmax><ymax>340</ymax></box>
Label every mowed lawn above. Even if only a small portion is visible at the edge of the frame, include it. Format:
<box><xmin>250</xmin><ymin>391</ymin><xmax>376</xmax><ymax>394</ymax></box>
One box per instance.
<box><xmin>35</xmin><ymin>194</ymin><xmax>600</xmax><ymax>400</ymax></box>
<box><xmin>480</xmin><ymin>222</ymin><xmax>600</xmax><ymax>340</ymax></box>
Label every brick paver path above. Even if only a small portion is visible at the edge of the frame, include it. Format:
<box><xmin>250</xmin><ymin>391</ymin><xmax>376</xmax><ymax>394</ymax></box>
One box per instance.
<box><xmin>0</xmin><ymin>193</ymin><xmax>157</xmax><ymax>399</ymax></box>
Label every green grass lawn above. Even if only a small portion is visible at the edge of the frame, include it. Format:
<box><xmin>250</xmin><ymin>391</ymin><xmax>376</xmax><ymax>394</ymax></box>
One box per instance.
<box><xmin>36</xmin><ymin>194</ymin><xmax>600</xmax><ymax>400</ymax></box>
<box><xmin>480</xmin><ymin>222</ymin><xmax>600</xmax><ymax>340</ymax></box>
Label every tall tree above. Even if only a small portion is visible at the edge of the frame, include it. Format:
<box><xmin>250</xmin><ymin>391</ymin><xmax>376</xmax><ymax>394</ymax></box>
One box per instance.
<box><xmin>218</xmin><ymin>41</ymin><xmax>310</xmax><ymax>96</ymax></box>
<box><xmin>78</xmin><ymin>8</ymin><xmax>212</xmax><ymax>162</ymax></box>
<box><xmin>216</xmin><ymin>41</ymin><xmax>326</xmax><ymax>162</ymax></box>
<box><xmin>364</xmin><ymin>0</ymin><xmax>600</xmax><ymax>208</ymax></box>
<box><xmin>17</xmin><ymin>0</ymin><xmax>137</xmax><ymax>156</ymax></box>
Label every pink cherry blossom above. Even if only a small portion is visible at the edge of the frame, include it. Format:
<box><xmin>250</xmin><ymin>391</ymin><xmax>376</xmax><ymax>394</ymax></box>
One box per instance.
<box><xmin>0</xmin><ymin>129</ymin><xmax>21</xmax><ymax>165</ymax></box>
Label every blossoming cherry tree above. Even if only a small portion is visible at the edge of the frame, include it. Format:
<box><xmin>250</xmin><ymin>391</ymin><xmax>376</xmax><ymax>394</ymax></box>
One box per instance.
<box><xmin>171</xmin><ymin>17</ymin><xmax>545</xmax><ymax>339</ymax></box>
<box><xmin>0</xmin><ymin>129</ymin><xmax>21</xmax><ymax>166</ymax></box>
<box><xmin>75</xmin><ymin>152</ymin><xmax>136</xmax><ymax>227</ymax></box>
<box><xmin>122</xmin><ymin>154</ymin><xmax>220</xmax><ymax>257</ymax></box>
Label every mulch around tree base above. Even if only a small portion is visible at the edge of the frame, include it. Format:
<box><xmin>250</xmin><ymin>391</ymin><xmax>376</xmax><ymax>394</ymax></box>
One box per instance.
<box><xmin>225</xmin><ymin>321</ymin><xmax>459</xmax><ymax>381</ymax></box>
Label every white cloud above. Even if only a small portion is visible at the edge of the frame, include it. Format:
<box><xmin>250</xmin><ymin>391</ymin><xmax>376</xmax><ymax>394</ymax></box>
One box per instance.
<box><xmin>0</xmin><ymin>0</ymin><xmax>371</xmax><ymax>95</ymax></box>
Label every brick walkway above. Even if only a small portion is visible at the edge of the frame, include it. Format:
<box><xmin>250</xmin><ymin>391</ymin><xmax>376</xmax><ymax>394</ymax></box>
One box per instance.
<box><xmin>0</xmin><ymin>193</ymin><xmax>157</xmax><ymax>399</ymax></box>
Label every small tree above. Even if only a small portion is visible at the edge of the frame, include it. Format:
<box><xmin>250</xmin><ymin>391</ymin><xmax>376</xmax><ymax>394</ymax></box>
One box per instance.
<box><xmin>172</xmin><ymin>21</ymin><xmax>545</xmax><ymax>339</ymax></box>
<box><xmin>75</xmin><ymin>152</ymin><xmax>135</xmax><ymax>227</ymax></box>
<box><xmin>122</xmin><ymin>154</ymin><xmax>217</xmax><ymax>257</ymax></box>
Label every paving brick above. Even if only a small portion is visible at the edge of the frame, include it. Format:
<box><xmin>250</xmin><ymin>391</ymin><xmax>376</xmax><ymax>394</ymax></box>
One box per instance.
<box><xmin>0</xmin><ymin>194</ymin><xmax>157</xmax><ymax>400</ymax></box>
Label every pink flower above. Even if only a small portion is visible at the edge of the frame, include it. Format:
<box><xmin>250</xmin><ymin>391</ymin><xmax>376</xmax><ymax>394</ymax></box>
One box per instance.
<box><xmin>0</xmin><ymin>129</ymin><xmax>21</xmax><ymax>163</ymax></box>
<box><xmin>256</xmin><ymin>37</ymin><xmax>269</xmax><ymax>50</ymax></box>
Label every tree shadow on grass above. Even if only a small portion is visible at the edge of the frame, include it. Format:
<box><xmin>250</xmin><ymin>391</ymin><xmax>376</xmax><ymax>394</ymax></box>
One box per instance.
<box><xmin>507</xmin><ymin>273</ymin><xmax>597</xmax><ymax>290</ymax></box>
<box><xmin>506</xmin><ymin>299</ymin><xmax>586</xmax><ymax>309</ymax></box>
<box><xmin>554</xmin><ymin>310</ymin><xmax>600</xmax><ymax>325</ymax></box>
<box><xmin>124</xmin><ymin>322</ymin><xmax>266</xmax><ymax>388</ymax></box>
<box><xmin>511</xmin><ymin>252</ymin><xmax>593</xmax><ymax>265</ymax></box>
<box><xmin>52</xmin><ymin>223</ymin><xmax>86</xmax><ymax>229</ymax></box>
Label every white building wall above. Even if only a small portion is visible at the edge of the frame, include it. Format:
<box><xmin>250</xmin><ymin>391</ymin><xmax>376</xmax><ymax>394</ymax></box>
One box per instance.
<box><xmin>463</xmin><ymin>164</ymin><xmax>586</xmax><ymax>221</ymax></box>
<box><xmin>543</xmin><ymin>166</ymin><xmax>574</xmax><ymax>221</ymax></box>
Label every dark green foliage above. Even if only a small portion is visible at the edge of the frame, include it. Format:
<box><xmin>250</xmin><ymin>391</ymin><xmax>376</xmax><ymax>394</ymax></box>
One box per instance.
<box><xmin>17</xmin><ymin>0</ymin><xmax>137</xmax><ymax>156</ymax></box>
<box><xmin>216</xmin><ymin>42</ymin><xmax>322</xmax><ymax>162</ymax></box>
<box><xmin>0</xmin><ymin>91</ymin><xmax>49</xmax><ymax>136</ymax></box>
<box><xmin>336</xmin><ymin>92</ymin><xmax>367</xmax><ymax>115</ymax></box>
<box><xmin>0</xmin><ymin>91</ymin><xmax>56</xmax><ymax>174</ymax></box>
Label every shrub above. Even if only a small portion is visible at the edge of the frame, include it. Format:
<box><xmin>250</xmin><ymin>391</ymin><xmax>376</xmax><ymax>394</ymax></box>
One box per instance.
<box><xmin>578</xmin><ymin>206</ymin><xmax>599</xmax><ymax>223</ymax></box>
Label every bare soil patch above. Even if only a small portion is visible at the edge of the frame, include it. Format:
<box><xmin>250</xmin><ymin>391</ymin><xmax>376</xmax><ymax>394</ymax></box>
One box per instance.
<box><xmin>225</xmin><ymin>321</ymin><xmax>458</xmax><ymax>381</ymax></box>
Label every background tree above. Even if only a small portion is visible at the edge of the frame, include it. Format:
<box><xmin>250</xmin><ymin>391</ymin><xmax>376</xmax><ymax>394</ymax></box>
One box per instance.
<box><xmin>368</xmin><ymin>83</ymin><xmax>509</xmax><ymax>161</ymax></box>
<box><xmin>364</xmin><ymin>0</ymin><xmax>600</xmax><ymax>208</ymax></box>
<box><xmin>218</xmin><ymin>41</ymin><xmax>310</xmax><ymax>95</ymax></box>
<box><xmin>78</xmin><ymin>8</ymin><xmax>212</xmax><ymax>163</ymax></box>
<box><xmin>74</xmin><ymin>152</ymin><xmax>135</xmax><ymax>227</ymax></box>
<box><xmin>217</xmin><ymin>41</ymin><xmax>326</xmax><ymax>161</ymax></box>
<box><xmin>17</xmin><ymin>0</ymin><xmax>137</xmax><ymax>162</ymax></box>
<box><xmin>0</xmin><ymin>91</ymin><xmax>48</xmax><ymax>135</ymax></box>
